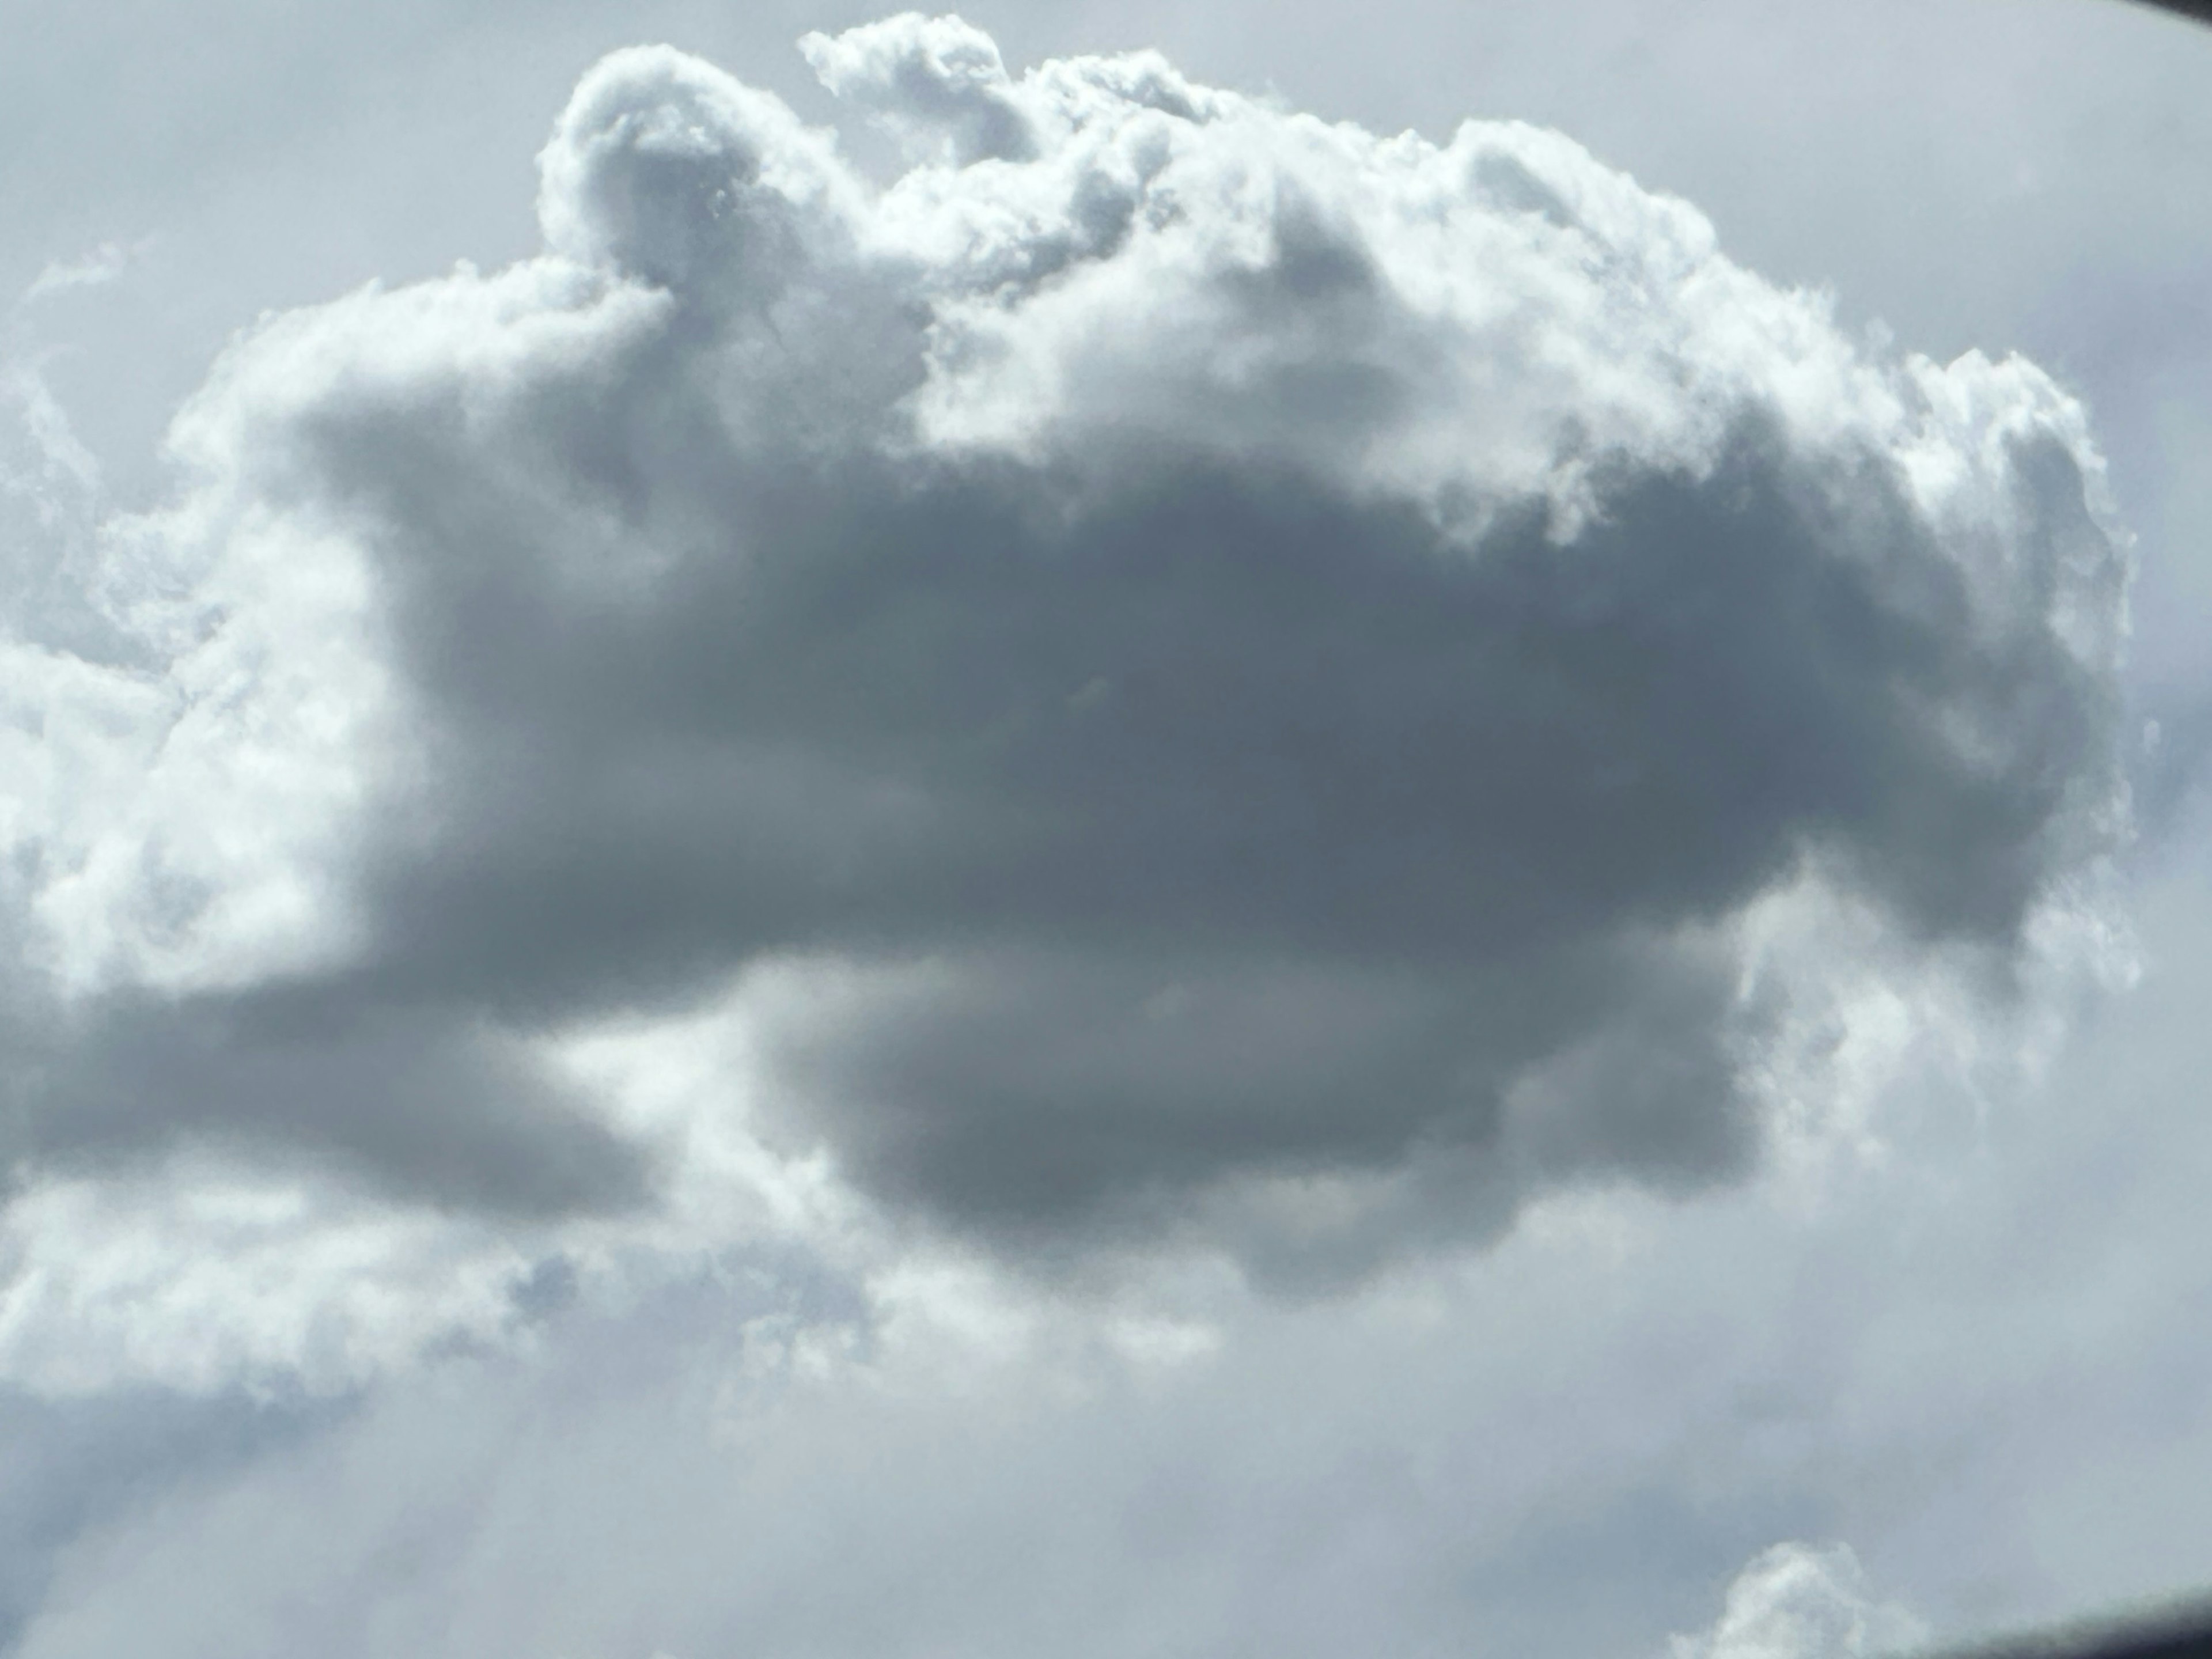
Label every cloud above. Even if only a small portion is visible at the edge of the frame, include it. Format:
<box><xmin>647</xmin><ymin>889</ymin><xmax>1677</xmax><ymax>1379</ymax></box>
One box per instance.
<box><xmin>800</xmin><ymin>13</ymin><xmax>1037</xmax><ymax>167</ymax></box>
<box><xmin>0</xmin><ymin>13</ymin><xmax>2133</xmax><ymax>1338</ymax></box>
<box><xmin>21</xmin><ymin>815</ymin><xmax>2212</xmax><ymax>1654</ymax></box>
<box><xmin>0</xmin><ymin>1155</ymin><xmax>544</xmax><ymax>1398</ymax></box>
<box><xmin>20</xmin><ymin>244</ymin><xmax>143</xmax><ymax>308</ymax></box>
<box><xmin>1671</xmin><ymin>1543</ymin><xmax>1926</xmax><ymax>1659</ymax></box>
<box><xmin>0</xmin><ymin>1224</ymin><xmax>1832</xmax><ymax>1659</ymax></box>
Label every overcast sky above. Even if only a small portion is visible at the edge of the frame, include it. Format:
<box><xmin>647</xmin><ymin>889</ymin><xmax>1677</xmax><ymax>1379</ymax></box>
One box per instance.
<box><xmin>2</xmin><ymin>3</ymin><xmax>2211</xmax><ymax>1657</ymax></box>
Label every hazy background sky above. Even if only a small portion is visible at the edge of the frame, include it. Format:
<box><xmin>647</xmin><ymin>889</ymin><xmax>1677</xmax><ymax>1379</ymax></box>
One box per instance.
<box><xmin>2</xmin><ymin>3</ymin><xmax>2210</xmax><ymax>1657</ymax></box>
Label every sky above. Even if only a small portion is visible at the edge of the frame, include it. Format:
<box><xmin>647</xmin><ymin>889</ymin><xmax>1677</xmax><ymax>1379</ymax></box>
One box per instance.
<box><xmin>1</xmin><ymin>2</ymin><xmax>2210</xmax><ymax>1656</ymax></box>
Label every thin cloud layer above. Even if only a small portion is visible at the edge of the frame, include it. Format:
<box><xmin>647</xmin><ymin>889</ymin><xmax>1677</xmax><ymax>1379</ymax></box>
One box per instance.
<box><xmin>0</xmin><ymin>15</ymin><xmax>2132</xmax><ymax>1308</ymax></box>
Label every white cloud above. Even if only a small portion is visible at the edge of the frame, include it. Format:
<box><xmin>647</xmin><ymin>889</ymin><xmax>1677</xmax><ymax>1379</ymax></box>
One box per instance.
<box><xmin>0</xmin><ymin>1161</ymin><xmax>537</xmax><ymax>1399</ymax></box>
<box><xmin>800</xmin><ymin>13</ymin><xmax>1035</xmax><ymax>168</ymax></box>
<box><xmin>1672</xmin><ymin>1544</ymin><xmax>1926</xmax><ymax>1659</ymax></box>
<box><xmin>20</xmin><ymin>244</ymin><xmax>144</xmax><ymax>308</ymax></box>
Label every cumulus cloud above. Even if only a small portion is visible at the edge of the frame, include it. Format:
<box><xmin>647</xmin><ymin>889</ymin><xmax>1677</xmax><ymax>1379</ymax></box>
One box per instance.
<box><xmin>1672</xmin><ymin>1543</ymin><xmax>1926</xmax><ymax>1659</ymax></box>
<box><xmin>0</xmin><ymin>12</ymin><xmax>2134</xmax><ymax>1358</ymax></box>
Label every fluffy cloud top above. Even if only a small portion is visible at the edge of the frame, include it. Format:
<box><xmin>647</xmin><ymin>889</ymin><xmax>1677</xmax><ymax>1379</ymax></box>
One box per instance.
<box><xmin>0</xmin><ymin>13</ymin><xmax>2131</xmax><ymax>1358</ymax></box>
<box><xmin>1672</xmin><ymin>1544</ymin><xmax>1926</xmax><ymax>1659</ymax></box>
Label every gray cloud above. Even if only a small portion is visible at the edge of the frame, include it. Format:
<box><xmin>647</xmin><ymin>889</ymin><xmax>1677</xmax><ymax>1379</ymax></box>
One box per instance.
<box><xmin>20</xmin><ymin>847</ymin><xmax>2212</xmax><ymax>1659</ymax></box>
<box><xmin>3</xmin><ymin>991</ymin><xmax>652</xmax><ymax>1219</ymax></box>
<box><xmin>2</xmin><ymin>5</ymin><xmax>2209</xmax><ymax>1657</ymax></box>
<box><xmin>0</xmin><ymin>16</ymin><xmax>2131</xmax><ymax>1268</ymax></box>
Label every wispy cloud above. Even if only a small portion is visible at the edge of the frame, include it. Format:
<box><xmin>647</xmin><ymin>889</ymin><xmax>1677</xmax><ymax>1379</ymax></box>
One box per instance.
<box><xmin>20</xmin><ymin>240</ymin><xmax>149</xmax><ymax>308</ymax></box>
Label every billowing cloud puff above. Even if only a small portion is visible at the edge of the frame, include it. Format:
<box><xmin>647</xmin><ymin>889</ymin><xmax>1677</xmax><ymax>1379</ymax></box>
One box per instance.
<box><xmin>1671</xmin><ymin>1543</ymin><xmax>1926</xmax><ymax>1659</ymax></box>
<box><xmin>0</xmin><ymin>13</ymin><xmax>2131</xmax><ymax>1325</ymax></box>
